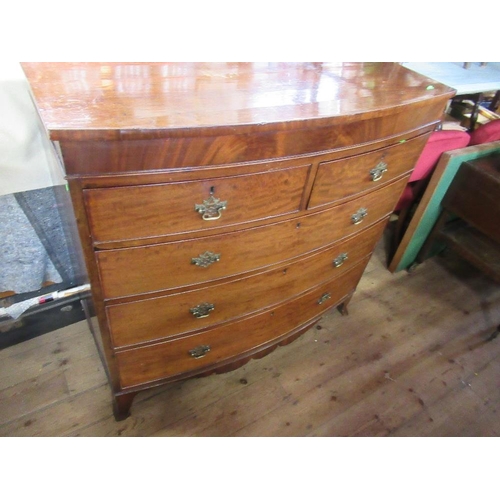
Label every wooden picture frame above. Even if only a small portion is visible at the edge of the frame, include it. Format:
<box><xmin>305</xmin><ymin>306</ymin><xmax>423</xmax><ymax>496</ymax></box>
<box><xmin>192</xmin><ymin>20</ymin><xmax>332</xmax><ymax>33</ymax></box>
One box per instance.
<box><xmin>388</xmin><ymin>140</ymin><xmax>500</xmax><ymax>273</ymax></box>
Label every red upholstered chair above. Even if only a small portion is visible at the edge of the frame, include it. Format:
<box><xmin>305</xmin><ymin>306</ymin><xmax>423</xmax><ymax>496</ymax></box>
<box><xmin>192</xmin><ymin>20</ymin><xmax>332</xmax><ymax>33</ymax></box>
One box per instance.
<box><xmin>469</xmin><ymin>119</ymin><xmax>500</xmax><ymax>145</ymax></box>
<box><xmin>395</xmin><ymin>130</ymin><xmax>471</xmax><ymax>212</ymax></box>
<box><xmin>391</xmin><ymin>129</ymin><xmax>471</xmax><ymax>256</ymax></box>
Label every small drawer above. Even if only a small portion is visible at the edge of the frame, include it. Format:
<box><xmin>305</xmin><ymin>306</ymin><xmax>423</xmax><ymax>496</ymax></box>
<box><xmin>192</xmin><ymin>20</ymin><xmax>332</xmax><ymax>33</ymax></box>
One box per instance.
<box><xmin>106</xmin><ymin>220</ymin><xmax>386</xmax><ymax>347</ymax></box>
<box><xmin>97</xmin><ymin>176</ymin><xmax>407</xmax><ymax>299</ymax></box>
<box><xmin>308</xmin><ymin>133</ymin><xmax>430</xmax><ymax>209</ymax></box>
<box><xmin>84</xmin><ymin>163</ymin><xmax>310</xmax><ymax>244</ymax></box>
<box><xmin>116</xmin><ymin>259</ymin><xmax>367</xmax><ymax>389</ymax></box>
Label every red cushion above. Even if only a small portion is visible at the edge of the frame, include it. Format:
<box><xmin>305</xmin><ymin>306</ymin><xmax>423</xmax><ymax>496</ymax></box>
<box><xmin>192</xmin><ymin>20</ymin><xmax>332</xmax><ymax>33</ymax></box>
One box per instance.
<box><xmin>409</xmin><ymin>130</ymin><xmax>471</xmax><ymax>182</ymax></box>
<box><xmin>469</xmin><ymin>120</ymin><xmax>500</xmax><ymax>146</ymax></box>
<box><xmin>394</xmin><ymin>130</ymin><xmax>471</xmax><ymax>213</ymax></box>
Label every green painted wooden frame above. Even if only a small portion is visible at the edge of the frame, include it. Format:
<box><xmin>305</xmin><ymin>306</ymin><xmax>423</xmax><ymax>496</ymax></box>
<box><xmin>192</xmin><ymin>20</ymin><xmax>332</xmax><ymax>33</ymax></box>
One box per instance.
<box><xmin>389</xmin><ymin>140</ymin><xmax>500</xmax><ymax>273</ymax></box>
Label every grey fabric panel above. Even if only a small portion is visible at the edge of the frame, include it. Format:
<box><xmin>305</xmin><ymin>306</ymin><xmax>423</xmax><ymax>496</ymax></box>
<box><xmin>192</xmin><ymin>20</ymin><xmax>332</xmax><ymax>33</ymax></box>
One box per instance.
<box><xmin>0</xmin><ymin>192</ymin><xmax>62</xmax><ymax>293</ymax></box>
<box><xmin>1</xmin><ymin>185</ymin><xmax>86</xmax><ymax>295</ymax></box>
<box><xmin>14</xmin><ymin>186</ymin><xmax>74</xmax><ymax>283</ymax></box>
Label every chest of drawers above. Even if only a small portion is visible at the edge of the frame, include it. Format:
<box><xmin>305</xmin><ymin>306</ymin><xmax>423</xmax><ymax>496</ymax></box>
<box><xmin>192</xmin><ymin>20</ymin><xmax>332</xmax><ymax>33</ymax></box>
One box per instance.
<box><xmin>21</xmin><ymin>63</ymin><xmax>454</xmax><ymax>420</ymax></box>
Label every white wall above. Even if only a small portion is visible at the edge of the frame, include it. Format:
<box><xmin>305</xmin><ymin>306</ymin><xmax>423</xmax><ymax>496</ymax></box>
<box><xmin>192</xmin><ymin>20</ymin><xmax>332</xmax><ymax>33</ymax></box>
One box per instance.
<box><xmin>0</xmin><ymin>62</ymin><xmax>65</xmax><ymax>196</ymax></box>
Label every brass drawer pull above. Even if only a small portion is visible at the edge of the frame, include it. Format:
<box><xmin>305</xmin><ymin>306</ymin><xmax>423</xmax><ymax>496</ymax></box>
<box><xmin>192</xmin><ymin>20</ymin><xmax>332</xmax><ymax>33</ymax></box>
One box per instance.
<box><xmin>351</xmin><ymin>208</ymin><xmax>368</xmax><ymax>225</ymax></box>
<box><xmin>318</xmin><ymin>292</ymin><xmax>331</xmax><ymax>305</ymax></box>
<box><xmin>189</xmin><ymin>345</ymin><xmax>211</xmax><ymax>359</ymax></box>
<box><xmin>195</xmin><ymin>194</ymin><xmax>227</xmax><ymax>221</ymax></box>
<box><xmin>333</xmin><ymin>252</ymin><xmax>348</xmax><ymax>268</ymax></box>
<box><xmin>190</xmin><ymin>303</ymin><xmax>215</xmax><ymax>319</ymax></box>
<box><xmin>191</xmin><ymin>251</ymin><xmax>221</xmax><ymax>268</ymax></box>
<box><xmin>369</xmin><ymin>161</ymin><xmax>388</xmax><ymax>181</ymax></box>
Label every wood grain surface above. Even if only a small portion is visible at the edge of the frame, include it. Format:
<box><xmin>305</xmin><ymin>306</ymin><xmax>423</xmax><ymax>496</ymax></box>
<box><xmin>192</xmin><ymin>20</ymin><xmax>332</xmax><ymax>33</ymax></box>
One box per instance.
<box><xmin>21</xmin><ymin>62</ymin><xmax>454</xmax><ymax>141</ymax></box>
<box><xmin>2</xmin><ymin>238</ymin><xmax>499</xmax><ymax>436</ymax></box>
<box><xmin>19</xmin><ymin>62</ymin><xmax>456</xmax><ymax>420</ymax></box>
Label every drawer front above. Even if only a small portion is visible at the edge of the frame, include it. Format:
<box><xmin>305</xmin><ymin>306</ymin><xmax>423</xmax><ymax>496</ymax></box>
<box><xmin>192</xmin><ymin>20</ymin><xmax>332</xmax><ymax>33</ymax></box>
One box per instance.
<box><xmin>84</xmin><ymin>164</ymin><xmax>310</xmax><ymax>244</ymax></box>
<box><xmin>107</xmin><ymin>220</ymin><xmax>385</xmax><ymax>347</ymax></box>
<box><xmin>97</xmin><ymin>176</ymin><xmax>407</xmax><ymax>299</ymax></box>
<box><xmin>308</xmin><ymin>133</ymin><xmax>429</xmax><ymax>209</ymax></box>
<box><xmin>59</xmin><ymin>101</ymin><xmax>447</xmax><ymax>175</ymax></box>
<box><xmin>116</xmin><ymin>259</ymin><xmax>367</xmax><ymax>389</ymax></box>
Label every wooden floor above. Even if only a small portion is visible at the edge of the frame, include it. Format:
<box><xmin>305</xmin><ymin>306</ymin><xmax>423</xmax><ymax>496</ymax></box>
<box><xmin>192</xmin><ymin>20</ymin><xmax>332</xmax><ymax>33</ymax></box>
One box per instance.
<box><xmin>2</xmin><ymin>234</ymin><xmax>500</xmax><ymax>437</ymax></box>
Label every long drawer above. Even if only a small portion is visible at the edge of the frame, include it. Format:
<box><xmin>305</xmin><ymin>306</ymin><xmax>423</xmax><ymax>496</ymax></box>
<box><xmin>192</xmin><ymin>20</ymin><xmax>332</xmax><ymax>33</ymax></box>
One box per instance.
<box><xmin>97</xmin><ymin>176</ymin><xmax>407</xmax><ymax>299</ymax></box>
<box><xmin>84</xmin><ymin>163</ymin><xmax>310</xmax><ymax>244</ymax></box>
<box><xmin>116</xmin><ymin>259</ymin><xmax>367</xmax><ymax>389</ymax></box>
<box><xmin>308</xmin><ymin>133</ymin><xmax>430</xmax><ymax>208</ymax></box>
<box><xmin>107</xmin><ymin>221</ymin><xmax>385</xmax><ymax>348</ymax></box>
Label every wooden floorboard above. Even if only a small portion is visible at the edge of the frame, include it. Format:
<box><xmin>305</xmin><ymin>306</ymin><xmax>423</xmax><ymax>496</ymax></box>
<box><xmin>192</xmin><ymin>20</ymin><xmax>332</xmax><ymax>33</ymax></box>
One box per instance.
<box><xmin>1</xmin><ymin>235</ymin><xmax>500</xmax><ymax>437</ymax></box>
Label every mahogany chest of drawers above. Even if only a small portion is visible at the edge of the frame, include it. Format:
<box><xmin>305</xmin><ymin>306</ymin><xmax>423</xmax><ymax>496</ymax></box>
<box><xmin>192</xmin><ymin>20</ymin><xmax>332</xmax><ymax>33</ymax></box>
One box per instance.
<box><xmin>21</xmin><ymin>63</ymin><xmax>454</xmax><ymax>420</ymax></box>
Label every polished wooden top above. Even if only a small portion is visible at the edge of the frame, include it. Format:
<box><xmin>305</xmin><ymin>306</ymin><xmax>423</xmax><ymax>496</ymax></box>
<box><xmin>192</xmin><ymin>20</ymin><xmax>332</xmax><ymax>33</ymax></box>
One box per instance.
<box><xmin>21</xmin><ymin>62</ymin><xmax>455</xmax><ymax>141</ymax></box>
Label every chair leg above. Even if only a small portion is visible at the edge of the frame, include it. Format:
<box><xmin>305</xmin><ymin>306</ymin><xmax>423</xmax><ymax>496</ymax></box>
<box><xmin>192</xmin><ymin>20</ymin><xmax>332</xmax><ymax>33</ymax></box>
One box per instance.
<box><xmin>390</xmin><ymin>205</ymin><xmax>411</xmax><ymax>261</ymax></box>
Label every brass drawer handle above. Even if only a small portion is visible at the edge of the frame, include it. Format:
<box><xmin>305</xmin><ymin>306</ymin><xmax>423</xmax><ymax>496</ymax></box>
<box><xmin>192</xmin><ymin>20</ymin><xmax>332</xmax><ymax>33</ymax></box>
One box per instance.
<box><xmin>318</xmin><ymin>292</ymin><xmax>331</xmax><ymax>305</ymax></box>
<box><xmin>191</xmin><ymin>251</ymin><xmax>221</xmax><ymax>268</ymax></box>
<box><xmin>195</xmin><ymin>194</ymin><xmax>227</xmax><ymax>221</ymax></box>
<box><xmin>351</xmin><ymin>208</ymin><xmax>368</xmax><ymax>225</ymax></box>
<box><xmin>333</xmin><ymin>252</ymin><xmax>348</xmax><ymax>268</ymax></box>
<box><xmin>370</xmin><ymin>161</ymin><xmax>388</xmax><ymax>181</ymax></box>
<box><xmin>189</xmin><ymin>344</ymin><xmax>211</xmax><ymax>359</ymax></box>
<box><xmin>190</xmin><ymin>303</ymin><xmax>215</xmax><ymax>319</ymax></box>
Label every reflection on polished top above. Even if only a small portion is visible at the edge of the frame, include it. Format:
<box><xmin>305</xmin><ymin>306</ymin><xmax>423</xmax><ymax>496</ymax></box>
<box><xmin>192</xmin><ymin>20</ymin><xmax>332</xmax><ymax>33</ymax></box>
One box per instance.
<box><xmin>21</xmin><ymin>62</ymin><xmax>453</xmax><ymax>140</ymax></box>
